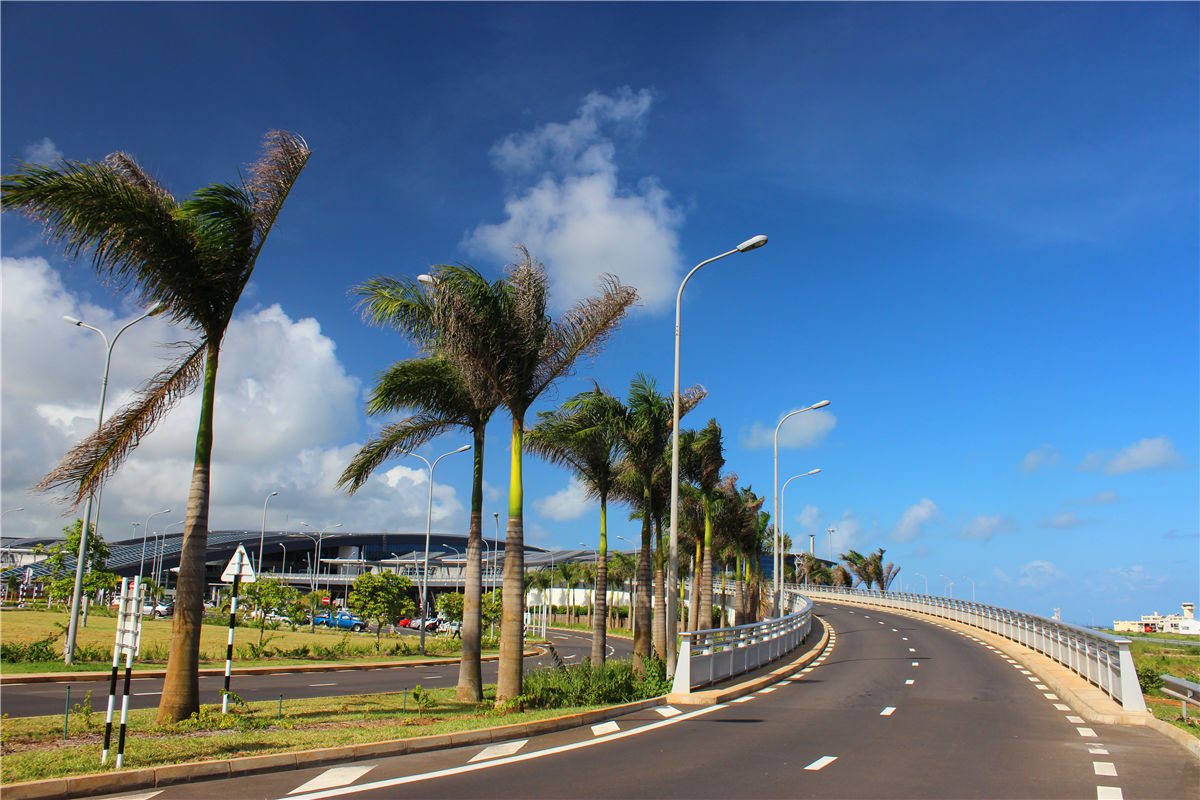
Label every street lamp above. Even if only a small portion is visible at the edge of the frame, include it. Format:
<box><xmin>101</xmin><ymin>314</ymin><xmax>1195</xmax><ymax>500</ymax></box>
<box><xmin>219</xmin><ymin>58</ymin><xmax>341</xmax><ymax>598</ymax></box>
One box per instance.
<box><xmin>962</xmin><ymin>575</ymin><xmax>976</xmax><ymax>603</ymax></box>
<box><xmin>914</xmin><ymin>572</ymin><xmax>929</xmax><ymax>594</ymax></box>
<box><xmin>405</xmin><ymin>444</ymin><xmax>471</xmax><ymax>655</ymax></box>
<box><xmin>779</xmin><ymin>468</ymin><xmax>820</xmax><ymax>592</ymax></box>
<box><xmin>300</xmin><ymin>521</ymin><xmax>343</xmax><ymax>600</ymax></box>
<box><xmin>772</xmin><ymin>402</ymin><xmax>830</xmax><ymax>615</ymax></box>
<box><xmin>940</xmin><ymin>574</ymin><xmax>955</xmax><ymax>598</ymax></box>
<box><xmin>825</xmin><ymin>526</ymin><xmax>836</xmax><ymax>562</ymax></box>
<box><xmin>669</xmin><ymin>234</ymin><xmax>768</xmax><ymax>674</ymax></box>
<box><xmin>62</xmin><ymin>301</ymin><xmax>165</xmax><ymax>665</ymax></box>
<box><xmin>442</xmin><ymin>544</ymin><xmax>465</xmax><ymax>594</ymax></box>
<box><xmin>137</xmin><ymin>508</ymin><xmax>172</xmax><ymax>584</ymax></box>
<box><xmin>290</xmin><ymin>530</ymin><xmax>320</xmax><ymax>591</ymax></box>
<box><xmin>155</xmin><ymin>519</ymin><xmax>184</xmax><ymax>590</ymax></box>
<box><xmin>256</xmin><ymin>491</ymin><xmax>279</xmax><ymax>576</ymax></box>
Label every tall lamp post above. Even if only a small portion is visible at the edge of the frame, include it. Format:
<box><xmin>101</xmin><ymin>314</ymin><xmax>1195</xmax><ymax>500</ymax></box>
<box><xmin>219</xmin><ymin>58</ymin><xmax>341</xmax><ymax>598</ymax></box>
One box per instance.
<box><xmin>301</xmin><ymin>522</ymin><xmax>343</xmax><ymax>601</ymax></box>
<box><xmin>137</xmin><ymin>508</ymin><xmax>172</xmax><ymax>583</ymax></box>
<box><xmin>914</xmin><ymin>572</ymin><xmax>929</xmax><ymax>594</ymax></box>
<box><xmin>962</xmin><ymin>575</ymin><xmax>976</xmax><ymax>603</ymax></box>
<box><xmin>256</xmin><ymin>491</ymin><xmax>279</xmax><ymax>576</ymax></box>
<box><xmin>772</xmin><ymin>401</ymin><xmax>830</xmax><ymax>615</ymax></box>
<box><xmin>779</xmin><ymin>469</ymin><xmax>820</xmax><ymax>590</ymax></box>
<box><xmin>825</xmin><ymin>526</ymin><xmax>836</xmax><ymax>562</ymax></box>
<box><xmin>669</xmin><ymin>234</ymin><xmax>768</xmax><ymax>675</ymax></box>
<box><xmin>62</xmin><ymin>301</ymin><xmax>164</xmax><ymax>665</ymax></box>
<box><xmin>155</xmin><ymin>519</ymin><xmax>184</xmax><ymax>590</ymax></box>
<box><xmin>940</xmin><ymin>574</ymin><xmax>955</xmax><ymax>598</ymax></box>
<box><xmin>406</xmin><ymin>444</ymin><xmax>471</xmax><ymax>655</ymax></box>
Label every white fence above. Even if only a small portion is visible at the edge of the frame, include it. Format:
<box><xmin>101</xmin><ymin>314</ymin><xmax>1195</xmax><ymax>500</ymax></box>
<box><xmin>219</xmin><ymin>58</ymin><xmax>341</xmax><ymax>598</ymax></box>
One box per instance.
<box><xmin>796</xmin><ymin>584</ymin><xmax>1146</xmax><ymax>712</ymax></box>
<box><xmin>671</xmin><ymin>590</ymin><xmax>813</xmax><ymax>694</ymax></box>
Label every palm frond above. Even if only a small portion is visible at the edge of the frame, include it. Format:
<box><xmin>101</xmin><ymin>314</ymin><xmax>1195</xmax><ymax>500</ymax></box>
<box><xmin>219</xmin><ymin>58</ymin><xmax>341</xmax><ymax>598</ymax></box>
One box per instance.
<box><xmin>37</xmin><ymin>341</ymin><xmax>207</xmax><ymax>505</ymax></box>
<box><xmin>246</xmin><ymin>130</ymin><xmax>312</xmax><ymax>249</ymax></box>
<box><xmin>338</xmin><ymin>413</ymin><xmax>460</xmax><ymax>494</ymax></box>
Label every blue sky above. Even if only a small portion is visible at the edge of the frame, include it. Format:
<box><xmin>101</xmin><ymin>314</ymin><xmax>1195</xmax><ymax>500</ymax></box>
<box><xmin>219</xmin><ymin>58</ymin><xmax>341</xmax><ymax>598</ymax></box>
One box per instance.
<box><xmin>2</xmin><ymin>2</ymin><xmax>1196</xmax><ymax>627</ymax></box>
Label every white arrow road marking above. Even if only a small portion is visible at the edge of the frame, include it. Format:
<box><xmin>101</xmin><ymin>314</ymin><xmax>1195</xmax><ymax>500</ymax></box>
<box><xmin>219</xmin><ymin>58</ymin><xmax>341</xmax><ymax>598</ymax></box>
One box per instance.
<box><xmin>468</xmin><ymin>739</ymin><xmax>528</xmax><ymax>762</ymax></box>
<box><xmin>804</xmin><ymin>756</ymin><xmax>838</xmax><ymax>771</ymax></box>
<box><xmin>591</xmin><ymin>721</ymin><xmax>620</xmax><ymax>736</ymax></box>
<box><xmin>281</xmin><ymin>704</ymin><xmax>727</xmax><ymax>800</ymax></box>
<box><xmin>288</xmin><ymin>766</ymin><xmax>376</xmax><ymax>794</ymax></box>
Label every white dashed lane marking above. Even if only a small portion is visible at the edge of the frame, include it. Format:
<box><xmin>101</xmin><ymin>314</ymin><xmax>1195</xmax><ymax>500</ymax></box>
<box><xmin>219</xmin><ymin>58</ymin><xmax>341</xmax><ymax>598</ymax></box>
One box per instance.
<box><xmin>732</xmin><ymin>696</ymin><xmax>753</xmax><ymax>703</ymax></box>
<box><xmin>1077</xmin><ymin>727</ymin><xmax>1098</xmax><ymax>737</ymax></box>
<box><xmin>1044</xmin><ymin>693</ymin><xmax>1060</xmax><ymax>700</ymax></box>
<box><xmin>1054</xmin><ymin>703</ymin><xmax>1071</xmax><ymax>711</ymax></box>
<box><xmin>804</xmin><ymin>756</ymin><xmax>838</xmax><ymax>771</ymax></box>
<box><xmin>1093</xmin><ymin>762</ymin><xmax>1117</xmax><ymax>777</ymax></box>
<box><xmin>1096</xmin><ymin>788</ymin><xmax>1123</xmax><ymax>800</ymax></box>
<box><xmin>904</xmin><ymin>679</ymin><xmax>915</xmax><ymax>685</ymax></box>
<box><xmin>591</xmin><ymin>721</ymin><xmax>619</xmax><ymax>736</ymax></box>
<box><xmin>468</xmin><ymin>740</ymin><xmax>528</xmax><ymax>762</ymax></box>
<box><xmin>880</xmin><ymin>707</ymin><xmax>896</xmax><ymax>716</ymax></box>
<box><xmin>288</xmin><ymin>765</ymin><xmax>376</xmax><ymax>794</ymax></box>
<box><xmin>309</xmin><ymin>683</ymin><xmax>337</xmax><ymax>687</ymax></box>
<box><xmin>1088</xmin><ymin>745</ymin><xmax>1109</xmax><ymax>755</ymax></box>
<box><xmin>911</xmin><ymin>662</ymin><xmax>920</xmax><ymax>667</ymax></box>
<box><xmin>655</xmin><ymin>706</ymin><xmax>681</xmax><ymax>718</ymax></box>
<box><xmin>1067</xmin><ymin>715</ymin><xmax>1085</xmax><ymax>724</ymax></box>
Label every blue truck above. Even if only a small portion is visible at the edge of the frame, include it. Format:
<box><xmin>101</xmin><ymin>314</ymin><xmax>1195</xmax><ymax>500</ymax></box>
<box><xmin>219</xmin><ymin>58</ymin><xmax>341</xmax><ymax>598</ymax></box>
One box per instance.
<box><xmin>312</xmin><ymin>610</ymin><xmax>368</xmax><ymax>632</ymax></box>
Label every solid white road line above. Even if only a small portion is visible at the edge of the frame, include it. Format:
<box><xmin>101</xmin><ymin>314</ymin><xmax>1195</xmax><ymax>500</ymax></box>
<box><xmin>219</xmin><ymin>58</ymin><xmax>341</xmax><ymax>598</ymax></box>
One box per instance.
<box><xmin>804</xmin><ymin>756</ymin><xmax>838</xmax><ymax>771</ymax></box>
<box><xmin>1092</xmin><ymin>762</ymin><xmax>1117</xmax><ymax>777</ymax></box>
<box><xmin>655</xmin><ymin>706</ymin><xmax>681</xmax><ymax>717</ymax></box>
<box><xmin>880</xmin><ymin>707</ymin><xmax>896</xmax><ymax>716</ymax></box>
<box><xmin>591</xmin><ymin>721</ymin><xmax>620</xmax><ymax>736</ymax></box>
<box><xmin>1096</xmin><ymin>788</ymin><xmax>1123</xmax><ymax>800</ymax></box>
<box><xmin>468</xmin><ymin>740</ymin><xmax>528</xmax><ymax>762</ymax></box>
<box><xmin>289</xmin><ymin>766</ymin><xmax>377</xmax><ymax>794</ymax></box>
<box><xmin>281</xmin><ymin>704</ymin><xmax>728</xmax><ymax>800</ymax></box>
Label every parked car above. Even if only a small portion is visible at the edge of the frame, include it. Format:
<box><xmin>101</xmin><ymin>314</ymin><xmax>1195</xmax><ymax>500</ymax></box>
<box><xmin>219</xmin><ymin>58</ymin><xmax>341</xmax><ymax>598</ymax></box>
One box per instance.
<box><xmin>312</xmin><ymin>610</ymin><xmax>368</xmax><ymax>632</ymax></box>
<box><xmin>262</xmin><ymin>611</ymin><xmax>292</xmax><ymax>625</ymax></box>
<box><xmin>141</xmin><ymin>600</ymin><xmax>173</xmax><ymax>618</ymax></box>
<box><xmin>395</xmin><ymin>617</ymin><xmax>412</xmax><ymax>628</ymax></box>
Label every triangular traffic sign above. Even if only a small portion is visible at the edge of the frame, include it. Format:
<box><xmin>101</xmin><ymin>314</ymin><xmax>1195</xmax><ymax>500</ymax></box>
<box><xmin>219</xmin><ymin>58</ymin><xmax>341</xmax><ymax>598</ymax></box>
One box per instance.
<box><xmin>220</xmin><ymin>544</ymin><xmax>257</xmax><ymax>583</ymax></box>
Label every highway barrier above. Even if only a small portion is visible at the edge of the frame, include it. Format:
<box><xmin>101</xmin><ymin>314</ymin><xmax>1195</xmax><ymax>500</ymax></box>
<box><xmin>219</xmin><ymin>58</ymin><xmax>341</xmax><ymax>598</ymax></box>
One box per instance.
<box><xmin>795</xmin><ymin>584</ymin><xmax>1147</xmax><ymax>712</ymax></box>
<box><xmin>671</xmin><ymin>590</ymin><xmax>812</xmax><ymax>694</ymax></box>
<box><xmin>1160</xmin><ymin>674</ymin><xmax>1199</xmax><ymax>722</ymax></box>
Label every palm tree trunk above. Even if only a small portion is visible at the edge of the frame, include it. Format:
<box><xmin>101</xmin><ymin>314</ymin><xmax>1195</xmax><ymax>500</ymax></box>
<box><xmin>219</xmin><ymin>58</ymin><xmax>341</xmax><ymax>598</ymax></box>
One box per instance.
<box><xmin>633</xmin><ymin>490</ymin><xmax>653</xmax><ymax>668</ymax></box>
<box><xmin>734</xmin><ymin>553</ymin><xmax>746</xmax><ymax>626</ymax></box>
<box><xmin>590</xmin><ymin>499</ymin><xmax>608</xmax><ymax>664</ymax></box>
<box><xmin>156</xmin><ymin>345</ymin><xmax>218</xmax><ymax>724</ymax></box>
<box><xmin>652</xmin><ymin>521</ymin><xmax>666</xmax><ymax>659</ymax></box>
<box><xmin>700</xmin><ymin>496</ymin><xmax>714</xmax><ymax>631</ymax></box>
<box><xmin>496</xmin><ymin>417</ymin><xmax>525</xmax><ymax>707</ymax></box>
<box><xmin>456</xmin><ymin>428</ymin><xmax>485</xmax><ymax>702</ymax></box>
<box><xmin>688</xmin><ymin>544</ymin><xmax>700</xmax><ymax>633</ymax></box>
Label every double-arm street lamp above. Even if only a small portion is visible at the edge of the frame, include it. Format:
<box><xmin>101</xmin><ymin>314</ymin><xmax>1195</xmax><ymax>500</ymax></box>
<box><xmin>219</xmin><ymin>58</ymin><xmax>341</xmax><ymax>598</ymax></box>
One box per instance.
<box><xmin>779</xmin><ymin>469</ymin><xmax>820</xmax><ymax>591</ymax></box>
<box><xmin>300</xmin><ymin>521</ymin><xmax>343</xmax><ymax>600</ymax></box>
<box><xmin>256</xmin><ymin>491</ymin><xmax>279</xmax><ymax>576</ymax></box>
<box><xmin>668</xmin><ymin>234</ymin><xmax>768</xmax><ymax>675</ymax></box>
<box><xmin>62</xmin><ymin>301</ymin><xmax>165</xmax><ymax>665</ymax></box>
<box><xmin>406</xmin><ymin>444</ymin><xmax>471</xmax><ymax>655</ymax></box>
<box><xmin>772</xmin><ymin>402</ymin><xmax>830</xmax><ymax>615</ymax></box>
<box><xmin>137</xmin><ymin>508</ymin><xmax>172</xmax><ymax>584</ymax></box>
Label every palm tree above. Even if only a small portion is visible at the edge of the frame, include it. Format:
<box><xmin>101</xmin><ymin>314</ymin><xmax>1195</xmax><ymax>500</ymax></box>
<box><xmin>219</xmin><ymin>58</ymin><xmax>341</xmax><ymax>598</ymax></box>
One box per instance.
<box><xmin>337</xmin><ymin>355</ymin><xmax>499</xmax><ymax>702</ymax></box>
<box><xmin>685</xmin><ymin>419</ymin><xmax>724</xmax><ymax>631</ymax></box>
<box><xmin>3</xmin><ymin>131</ymin><xmax>312</xmax><ymax>723</ymax></box>
<box><xmin>417</xmin><ymin>251</ymin><xmax>636</xmax><ymax>705</ymax></box>
<box><xmin>607</xmin><ymin>551</ymin><xmax>636</xmax><ymax>631</ymax></box>
<box><xmin>526</xmin><ymin>386</ymin><xmax>625</xmax><ymax>663</ymax></box>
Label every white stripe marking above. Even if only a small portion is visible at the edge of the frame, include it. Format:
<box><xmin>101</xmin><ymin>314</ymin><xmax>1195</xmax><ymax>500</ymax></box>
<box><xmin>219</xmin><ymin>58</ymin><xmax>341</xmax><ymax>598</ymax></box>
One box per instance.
<box><xmin>468</xmin><ymin>739</ymin><xmax>528</xmax><ymax>762</ymax></box>
<box><xmin>908</xmin><ymin>648</ymin><xmax>916</xmax><ymax>652</ymax></box>
<box><xmin>880</xmin><ymin>706</ymin><xmax>896</xmax><ymax>716</ymax></box>
<box><xmin>774</xmin><ymin>681</ymin><xmax>791</xmax><ymax>688</ymax></box>
<box><xmin>1035</xmin><ymin>684</ymin><xmax>1049</xmax><ymax>690</ymax></box>
<box><xmin>282</xmin><ymin>704</ymin><xmax>727</xmax><ymax>800</ymax></box>
<box><xmin>911</xmin><ymin>661</ymin><xmax>920</xmax><ymax>667</ymax></box>
<box><xmin>1093</xmin><ymin>762</ymin><xmax>1117</xmax><ymax>777</ymax></box>
<box><xmin>905</xmin><ymin>679</ymin><xmax>915</xmax><ymax>685</ymax></box>
<box><xmin>1077</xmin><ymin>727</ymin><xmax>1097</xmax><ymax>737</ymax></box>
<box><xmin>1096</xmin><ymin>788</ymin><xmax>1123</xmax><ymax>800</ymax></box>
<box><xmin>655</xmin><ymin>706</ymin><xmax>681</xmax><ymax>718</ymax></box>
<box><xmin>804</xmin><ymin>756</ymin><xmax>838</xmax><ymax>771</ymax></box>
<box><xmin>591</xmin><ymin>721</ymin><xmax>619</xmax><ymax>736</ymax></box>
<box><xmin>1044</xmin><ymin>693</ymin><xmax>1059</xmax><ymax>700</ymax></box>
<box><xmin>133</xmin><ymin>692</ymin><xmax>161</xmax><ymax>696</ymax></box>
<box><xmin>1067</xmin><ymin>715</ymin><xmax>1085</xmax><ymax>724</ymax></box>
<box><xmin>309</xmin><ymin>683</ymin><xmax>337</xmax><ymax>687</ymax></box>
<box><xmin>759</xmin><ymin>687</ymin><xmax>777</xmax><ymax>694</ymax></box>
<box><xmin>103</xmin><ymin>792</ymin><xmax>163</xmax><ymax>800</ymax></box>
<box><xmin>1088</xmin><ymin>746</ymin><xmax>1109</xmax><ymax>755</ymax></box>
<box><xmin>1053</xmin><ymin>703</ymin><xmax>1071</xmax><ymax>711</ymax></box>
<box><xmin>901</xmin><ymin>637</ymin><xmax>909</xmax><ymax>641</ymax></box>
<box><xmin>732</xmin><ymin>696</ymin><xmax>753</xmax><ymax>703</ymax></box>
<box><xmin>289</xmin><ymin>766</ymin><xmax>376</xmax><ymax>794</ymax></box>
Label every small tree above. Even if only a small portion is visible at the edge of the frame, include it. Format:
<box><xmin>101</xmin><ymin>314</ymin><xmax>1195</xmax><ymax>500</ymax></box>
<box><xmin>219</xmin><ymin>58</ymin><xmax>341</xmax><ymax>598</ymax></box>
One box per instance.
<box><xmin>36</xmin><ymin>520</ymin><xmax>119</xmax><ymax>607</ymax></box>
<box><xmin>348</xmin><ymin>572</ymin><xmax>417</xmax><ymax>644</ymax></box>
<box><xmin>243</xmin><ymin>577</ymin><xmax>300</xmax><ymax>645</ymax></box>
<box><xmin>437</xmin><ymin>591</ymin><xmax>464</xmax><ymax>622</ymax></box>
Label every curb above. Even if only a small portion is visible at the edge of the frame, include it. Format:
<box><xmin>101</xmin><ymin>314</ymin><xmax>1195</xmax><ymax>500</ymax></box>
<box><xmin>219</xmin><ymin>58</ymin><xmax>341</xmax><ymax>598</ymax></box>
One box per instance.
<box><xmin>666</xmin><ymin>617</ymin><xmax>831</xmax><ymax>706</ymax></box>
<box><xmin>1</xmin><ymin>695</ymin><xmax>666</xmax><ymax>800</ymax></box>
<box><xmin>815</xmin><ymin>597</ymin><xmax>1200</xmax><ymax>762</ymax></box>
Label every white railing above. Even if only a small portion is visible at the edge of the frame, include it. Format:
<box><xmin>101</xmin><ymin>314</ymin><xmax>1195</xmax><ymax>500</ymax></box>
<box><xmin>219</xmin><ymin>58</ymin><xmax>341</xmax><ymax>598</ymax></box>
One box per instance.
<box><xmin>1160</xmin><ymin>674</ymin><xmax>1199</xmax><ymax>723</ymax></box>
<box><xmin>795</xmin><ymin>584</ymin><xmax>1146</xmax><ymax>712</ymax></box>
<box><xmin>672</xmin><ymin>590</ymin><xmax>813</xmax><ymax>694</ymax></box>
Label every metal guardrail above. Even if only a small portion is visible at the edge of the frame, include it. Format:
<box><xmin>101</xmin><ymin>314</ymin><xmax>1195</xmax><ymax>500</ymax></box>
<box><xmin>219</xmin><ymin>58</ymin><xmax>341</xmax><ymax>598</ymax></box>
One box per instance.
<box><xmin>1161</xmin><ymin>674</ymin><xmax>1200</xmax><ymax>723</ymax></box>
<box><xmin>795</xmin><ymin>584</ymin><xmax>1147</xmax><ymax>712</ymax></box>
<box><xmin>671</xmin><ymin>590</ymin><xmax>813</xmax><ymax>694</ymax></box>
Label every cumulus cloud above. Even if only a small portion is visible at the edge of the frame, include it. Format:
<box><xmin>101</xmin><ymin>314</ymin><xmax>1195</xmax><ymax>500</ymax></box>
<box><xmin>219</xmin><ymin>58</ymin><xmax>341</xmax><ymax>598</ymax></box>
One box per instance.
<box><xmin>1067</xmin><ymin>490</ymin><xmax>1121</xmax><ymax>506</ymax></box>
<box><xmin>891</xmin><ymin>498</ymin><xmax>938</xmax><ymax>543</ymax></box>
<box><xmin>23</xmin><ymin>137</ymin><xmax>63</xmax><ymax>163</ymax></box>
<box><xmin>797</xmin><ymin>504</ymin><xmax>824</xmax><ymax>532</ymax></box>
<box><xmin>740</xmin><ymin>409</ymin><xmax>837</xmax><ymax>450</ymax></box>
<box><xmin>533</xmin><ymin>477</ymin><xmax>592</xmax><ymax>521</ymax></box>
<box><xmin>464</xmin><ymin>88</ymin><xmax>685</xmax><ymax>311</ymax></box>
<box><xmin>1104</xmin><ymin>564</ymin><xmax>1167</xmax><ymax>591</ymax></box>
<box><xmin>1079</xmin><ymin>436</ymin><xmax>1187</xmax><ymax>474</ymax></box>
<box><xmin>827</xmin><ymin>509</ymin><xmax>871</xmax><ymax>554</ymax></box>
<box><xmin>959</xmin><ymin>514</ymin><xmax>1017</xmax><ymax>541</ymax></box>
<box><xmin>1038</xmin><ymin>511</ymin><xmax>1093</xmax><ymax>530</ymax></box>
<box><xmin>1018</xmin><ymin>560</ymin><xmax>1065</xmax><ymax>589</ymax></box>
<box><xmin>1</xmin><ymin>257</ymin><xmax>465</xmax><ymax>541</ymax></box>
<box><xmin>1018</xmin><ymin>443</ymin><xmax>1059</xmax><ymax>473</ymax></box>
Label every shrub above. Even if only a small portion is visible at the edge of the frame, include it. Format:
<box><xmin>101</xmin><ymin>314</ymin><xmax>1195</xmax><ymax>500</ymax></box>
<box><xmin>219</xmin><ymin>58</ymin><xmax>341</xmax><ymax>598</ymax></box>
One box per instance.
<box><xmin>0</xmin><ymin>634</ymin><xmax>61</xmax><ymax>663</ymax></box>
<box><xmin>1137</xmin><ymin>665</ymin><xmax>1164</xmax><ymax>694</ymax></box>
<box><xmin>520</xmin><ymin>655</ymin><xmax>670</xmax><ymax>709</ymax></box>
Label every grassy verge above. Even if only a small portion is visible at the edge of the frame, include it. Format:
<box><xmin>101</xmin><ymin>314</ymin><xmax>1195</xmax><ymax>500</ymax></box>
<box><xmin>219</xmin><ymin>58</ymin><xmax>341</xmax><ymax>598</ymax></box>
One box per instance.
<box><xmin>0</xmin><ymin>687</ymin><xmax>597</xmax><ymax>784</ymax></box>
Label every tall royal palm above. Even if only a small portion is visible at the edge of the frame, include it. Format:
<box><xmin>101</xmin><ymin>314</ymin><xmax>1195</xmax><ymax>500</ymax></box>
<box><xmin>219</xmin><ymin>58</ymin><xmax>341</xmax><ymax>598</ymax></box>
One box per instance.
<box><xmin>377</xmin><ymin>249</ymin><xmax>636</xmax><ymax>704</ymax></box>
<box><xmin>684</xmin><ymin>419</ymin><xmax>724</xmax><ymax>631</ymax></box>
<box><xmin>337</xmin><ymin>355</ymin><xmax>498</xmax><ymax>701</ymax></box>
<box><xmin>3</xmin><ymin>131</ymin><xmax>312</xmax><ymax>722</ymax></box>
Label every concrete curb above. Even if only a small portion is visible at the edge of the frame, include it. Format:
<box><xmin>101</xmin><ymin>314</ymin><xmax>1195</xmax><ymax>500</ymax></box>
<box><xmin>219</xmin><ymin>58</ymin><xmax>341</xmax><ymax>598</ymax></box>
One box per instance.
<box><xmin>666</xmin><ymin>617</ymin><xmax>831</xmax><ymax>706</ymax></box>
<box><xmin>816</xmin><ymin>597</ymin><xmax>1200</xmax><ymax>762</ymax></box>
<box><xmin>1</xmin><ymin>694</ymin><xmax>667</xmax><ymax>800</ymax></box>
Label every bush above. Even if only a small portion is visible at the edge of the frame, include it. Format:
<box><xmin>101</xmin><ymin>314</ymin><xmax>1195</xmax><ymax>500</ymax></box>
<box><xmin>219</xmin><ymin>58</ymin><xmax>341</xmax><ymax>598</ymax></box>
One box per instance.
<box><xmin>1138</xmin><ymin>665</ymin><xmax>1164</xmax><ymax>694</ymax></box>
<box><xmin>520</xmin><ymin>654</ymin><xmax>670</xmax><ymax>709</ymax></box>
<box><xmin>0</xmin><ymin>634</ymin><xmax>61</xmax><ymax>663</ymax></box>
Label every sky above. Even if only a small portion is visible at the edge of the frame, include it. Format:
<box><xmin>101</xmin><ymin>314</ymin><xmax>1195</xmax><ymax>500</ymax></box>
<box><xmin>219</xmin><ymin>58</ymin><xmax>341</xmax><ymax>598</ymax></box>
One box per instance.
<box><xmin>1</xmin><ymin>2</ymin><xmax>1196</xmax><ymax>628</ymax></box>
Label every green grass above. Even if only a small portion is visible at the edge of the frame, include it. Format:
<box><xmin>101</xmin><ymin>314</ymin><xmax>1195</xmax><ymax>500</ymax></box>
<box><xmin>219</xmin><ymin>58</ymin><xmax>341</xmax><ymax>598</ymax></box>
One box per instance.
<box><xmin>0</xmin><ymin>687</ymin><xmax>599</xmax><ymax>785</ymax></box>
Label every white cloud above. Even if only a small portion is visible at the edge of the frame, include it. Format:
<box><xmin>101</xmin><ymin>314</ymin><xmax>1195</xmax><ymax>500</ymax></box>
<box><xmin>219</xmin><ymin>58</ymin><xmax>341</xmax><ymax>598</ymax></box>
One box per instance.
<box><xmin>959</xmin><ymin>514</ymin><xmax>1017</xmax><ymax>541</ymax></box>
<box><xmin>1</xmin><ymin>257</ymin><xmax>467</xmax><ymax>542</ymax></box>
<box><xmin>797</xmin><ymin>504</ymin><xmax>823</xmax><ymax>532</ymax></box>
<box><xmin>740</xmin><ymin>409</ymin><xmax>837</xmax><ymax>450</ymax></box>
<box><xmin>533</xmin><ymin>477</ymin><xmax>592</xmax><ymax>521</ymax></box>
<box><xmin>1104</xmin><ymin>565</ymin><xmax>1168</xmax><ymax>591</ymax></box>
<box><xmin>826</xmin><ymin>509</ymin><xmax>870</xmax><ymax>554</ymax></box>
<box><xmin>992</xmin><ymin>567</ymin><xmax>1012</xmax><ymax>584</ymax></box>
<box><xmin>1079</xmin><ymin>436</ymin><xmax>1187</xmax><ymax>474</ymax></box>
<box><xmin>1018</xmin><ymin>443</ymin><xmax>1059</xmax><ymax>473</ymax></box>
<box><xmin>1067</xmin><ymin>490</ymin><xmax>1121</xmax><ymax>506</ymax></box>
<box><xmin>23</xmin><ymin>137</ymin><xmax>63</xmax><ymax>163</ymax></box>
<box><xmin>1018</xmin><ymin>560</ymin><xmax>1065</xmax><ymax>589</ymax></box>
<box><xmin>891</xmin><ymin>498</ymin><xmax>938</xmax><ymax>543</ymax></box>
<box><xmin>465</xmin><ymin>88</ymin><xmax>685</xmax><ymax>311</ymax></box>
<box><xmin>1038</xmin><ymin>511</ymin><xmax>1093</xmax><ymax>530</ymax></box>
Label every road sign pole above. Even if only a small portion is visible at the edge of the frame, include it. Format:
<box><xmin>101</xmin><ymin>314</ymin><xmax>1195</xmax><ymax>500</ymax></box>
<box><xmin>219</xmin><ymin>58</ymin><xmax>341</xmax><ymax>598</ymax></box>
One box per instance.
<box><xmin>223</xmin><ymin>572</ymin><xmax>240</xmax><ymax>714</ymax></box>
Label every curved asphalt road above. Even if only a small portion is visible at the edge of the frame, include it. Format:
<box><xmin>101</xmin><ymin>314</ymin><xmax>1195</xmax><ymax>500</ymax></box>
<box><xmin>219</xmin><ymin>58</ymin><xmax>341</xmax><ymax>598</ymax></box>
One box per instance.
<box><xmin>1</xmin><ymin>628</ymin><xmax>628</xmax><ymax>718</ymax></box>
<box><xmin>102</xmin><ymin>602</ymin><xmax>1199</xmax><ymax>800</ymax></box>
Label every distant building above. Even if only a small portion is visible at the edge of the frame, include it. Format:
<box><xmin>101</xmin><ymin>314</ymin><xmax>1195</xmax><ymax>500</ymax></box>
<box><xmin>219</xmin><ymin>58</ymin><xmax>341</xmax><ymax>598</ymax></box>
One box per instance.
<box><xmin>1113</xmin><ymin>602</ymin><xmax>1199</xmax><ymax>636</ymax></box>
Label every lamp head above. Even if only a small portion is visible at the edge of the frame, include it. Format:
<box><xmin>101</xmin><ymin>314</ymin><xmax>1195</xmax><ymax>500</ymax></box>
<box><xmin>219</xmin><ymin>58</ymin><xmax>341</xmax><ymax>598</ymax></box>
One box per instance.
<box><xmin>63</xmin><ymin>315</ymin><xmax>83</xmax><ymax>326</ymax></box>
<box><xmin>810</xmin><ymin>400</ymin><xmax>831</xmax><ymax>410</ymax></box>
<box><xmin>417</xmin><ymin>274</ymin><xmax>436</xmax><ymax>289</ymax></box>
<box><xmin>269</xmin><ymin>491</ymin><xmax>279</xmax><ymax>498</ymax></box>
<box><xmin>146</xmin><ymin>301</ymin><xmax>167</xmax><ymax>317</ymax></box>
<box><xmin>736</xmin><ymin>234</ymin><xmax>768</xmax><ymax>253</ymax></box>
<box><xmin>806</xmin><ymin>468</ymin><xmax>821</xmax><ymax>476</ymax></box>
<box><xmin>453</xmin><ymin>444</ymin><xmax>471</xmax><ymax>454</ymax></box>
